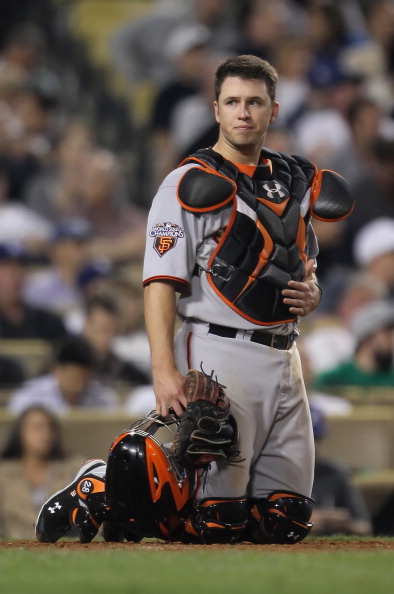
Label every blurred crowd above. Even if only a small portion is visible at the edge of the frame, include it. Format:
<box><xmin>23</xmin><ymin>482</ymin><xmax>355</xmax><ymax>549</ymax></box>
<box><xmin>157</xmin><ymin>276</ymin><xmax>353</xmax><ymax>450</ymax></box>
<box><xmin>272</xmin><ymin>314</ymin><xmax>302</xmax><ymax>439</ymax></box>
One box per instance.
<box><xmin>0</xmin><ymin>0</ymin><xmax>394</xmax><ymax>539</ymax></box>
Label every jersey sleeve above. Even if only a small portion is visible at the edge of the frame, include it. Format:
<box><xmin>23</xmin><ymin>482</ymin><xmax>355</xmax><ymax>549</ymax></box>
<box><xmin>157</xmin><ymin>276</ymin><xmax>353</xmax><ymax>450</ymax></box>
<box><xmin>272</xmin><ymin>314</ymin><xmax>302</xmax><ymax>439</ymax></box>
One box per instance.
<box><xmin>143</xmin><ymin>167</ymin><xmax>204</xmax><ymax>294</ymax></box>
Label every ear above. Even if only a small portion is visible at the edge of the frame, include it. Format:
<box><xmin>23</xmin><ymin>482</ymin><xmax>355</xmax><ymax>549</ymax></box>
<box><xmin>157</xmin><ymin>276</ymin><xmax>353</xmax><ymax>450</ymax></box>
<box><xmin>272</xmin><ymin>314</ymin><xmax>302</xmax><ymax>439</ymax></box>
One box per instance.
<box><xmin>213</xmin><ymin>101</ymin><xmax>220</xmax><ymax>124</ymax></box>
<box><xmin>270</xmin><ymin>101</ymin><xmax>279</xmax><ymax>123</ymax></box>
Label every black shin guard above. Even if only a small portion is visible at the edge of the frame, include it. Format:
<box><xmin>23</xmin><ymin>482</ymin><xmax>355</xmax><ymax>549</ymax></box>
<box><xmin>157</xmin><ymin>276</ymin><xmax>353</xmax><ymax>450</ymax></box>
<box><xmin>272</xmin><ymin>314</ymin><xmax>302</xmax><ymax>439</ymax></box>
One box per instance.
<box><xmin>181</xmin><ymin>497</ymin><xmax>249</xmax><ymax>544</ymax></box>
<box><xmin>248</xmin><ymin>491</ymin><xmax>314</xmax><ymax>544</ymax></box>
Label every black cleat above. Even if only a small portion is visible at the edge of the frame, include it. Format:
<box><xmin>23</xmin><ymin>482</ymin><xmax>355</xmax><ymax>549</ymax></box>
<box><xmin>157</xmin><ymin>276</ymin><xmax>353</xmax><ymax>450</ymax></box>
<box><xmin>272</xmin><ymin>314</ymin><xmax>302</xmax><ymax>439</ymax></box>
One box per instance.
<box><xmin>35</xmin><ymin>459</ymin><xmax>106</xmax><ymax>543</ymax></box>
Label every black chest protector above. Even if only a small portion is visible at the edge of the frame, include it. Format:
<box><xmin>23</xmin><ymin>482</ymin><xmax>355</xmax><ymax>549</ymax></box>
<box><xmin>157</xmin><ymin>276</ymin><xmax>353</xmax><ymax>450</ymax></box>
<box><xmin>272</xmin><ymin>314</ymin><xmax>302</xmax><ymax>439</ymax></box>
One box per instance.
<box><xmin>177</xmin><ymin>148</ymin><xmax>340</xmax><ymax>325</ymax></box>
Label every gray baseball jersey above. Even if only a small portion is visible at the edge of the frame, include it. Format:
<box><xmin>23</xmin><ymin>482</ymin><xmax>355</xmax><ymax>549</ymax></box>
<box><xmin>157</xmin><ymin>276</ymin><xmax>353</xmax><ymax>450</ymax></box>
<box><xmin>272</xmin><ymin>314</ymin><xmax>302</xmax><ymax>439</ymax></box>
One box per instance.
<box><xmin>143</xmin><ymin>160</ymin><xmax>316</xmax><ymax>499</ymax></box>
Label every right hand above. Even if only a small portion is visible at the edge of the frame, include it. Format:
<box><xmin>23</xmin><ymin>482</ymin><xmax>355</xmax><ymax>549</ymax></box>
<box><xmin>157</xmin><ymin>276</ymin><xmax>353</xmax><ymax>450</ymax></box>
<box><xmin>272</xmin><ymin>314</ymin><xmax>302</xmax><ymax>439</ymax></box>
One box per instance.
<box><xmin>152</xmin><ymin>368</ymin><xmax>187</xmax><ymax>418</ymax></box>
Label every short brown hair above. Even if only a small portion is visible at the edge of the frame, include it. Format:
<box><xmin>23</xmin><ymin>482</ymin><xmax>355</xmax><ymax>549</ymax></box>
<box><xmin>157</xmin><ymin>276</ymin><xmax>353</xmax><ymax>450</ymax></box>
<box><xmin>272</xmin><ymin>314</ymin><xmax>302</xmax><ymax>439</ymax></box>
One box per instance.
<box><xmin>214</xmin><ymin>55</ymin><xmax>278</xmax><ymax>103</ymax></box>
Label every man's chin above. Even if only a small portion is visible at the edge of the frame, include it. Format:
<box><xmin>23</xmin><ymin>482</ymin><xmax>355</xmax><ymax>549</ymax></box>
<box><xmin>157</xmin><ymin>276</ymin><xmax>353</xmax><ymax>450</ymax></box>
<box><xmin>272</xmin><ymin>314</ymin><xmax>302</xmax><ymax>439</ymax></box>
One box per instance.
<box><xmin>231</xmin><ymin>141</ymin><xmax>261</xmax><ymax>154</ymax></box>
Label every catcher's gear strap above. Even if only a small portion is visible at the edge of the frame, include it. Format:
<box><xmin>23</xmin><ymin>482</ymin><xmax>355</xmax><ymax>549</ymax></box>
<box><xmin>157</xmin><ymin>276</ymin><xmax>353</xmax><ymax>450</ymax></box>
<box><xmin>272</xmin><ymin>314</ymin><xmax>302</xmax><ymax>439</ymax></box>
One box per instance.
<box><xmin>310</xmin><ymin>170</ymin><xmax>354</xmax><ymax>221</ymax></box>
<box><xmin>182</xmin><ymin>497</ymin><xmax>249</xmax><ymax>544</ymax></box>
<box><xmin>248</xmin><ymin>491</ymin><xmax>314</xmax><ymax>545</ymax></box>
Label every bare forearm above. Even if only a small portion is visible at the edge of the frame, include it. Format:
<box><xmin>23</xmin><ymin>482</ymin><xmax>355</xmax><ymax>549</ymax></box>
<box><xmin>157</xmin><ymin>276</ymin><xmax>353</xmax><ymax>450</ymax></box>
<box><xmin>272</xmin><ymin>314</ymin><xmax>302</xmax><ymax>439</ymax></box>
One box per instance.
<box><xmin>144</xmin><ymin>281</ymin><xmax>186</xmax><ymax>415</ymax></box>
<box><xmin>282</xmin><ymin>258</ymin><xmax>321</xmax><ymax>317</ymax></box>
<box><xmin>144</xmin><ymin>281</ymin><xmax>178</xmax><ymax>372</ymax></box>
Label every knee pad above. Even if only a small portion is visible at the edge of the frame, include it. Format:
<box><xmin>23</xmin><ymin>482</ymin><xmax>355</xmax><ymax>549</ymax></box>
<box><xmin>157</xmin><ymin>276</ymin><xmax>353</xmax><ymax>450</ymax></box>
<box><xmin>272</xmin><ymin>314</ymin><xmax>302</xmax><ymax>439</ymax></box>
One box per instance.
<box><xmin>248</xmin><ymin>491</ymin><xmax>314</xmax><ymax>544</ymax></box>
<box><xmin>182</xmin><ymin>497</ymin><xmax>249</xmax><ymax>544</ymax></box>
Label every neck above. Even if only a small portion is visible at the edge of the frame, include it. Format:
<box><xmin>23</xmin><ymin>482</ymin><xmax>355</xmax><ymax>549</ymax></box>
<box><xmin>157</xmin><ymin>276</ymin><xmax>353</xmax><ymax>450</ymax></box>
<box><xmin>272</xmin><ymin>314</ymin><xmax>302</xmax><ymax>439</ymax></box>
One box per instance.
<box><xmin>212</xmin><ymin>139</ymin><xmax>263</xmax><ymax>166</ymax></box>
<box><xmin>23</xmin><ymin>453</ymin><xmax>47</xmax><ymax>465</ymax></box>
<box><xmin>23</xmin><ymin>456</ymin><xmax>51</xmax><ymax>486</ymax></box>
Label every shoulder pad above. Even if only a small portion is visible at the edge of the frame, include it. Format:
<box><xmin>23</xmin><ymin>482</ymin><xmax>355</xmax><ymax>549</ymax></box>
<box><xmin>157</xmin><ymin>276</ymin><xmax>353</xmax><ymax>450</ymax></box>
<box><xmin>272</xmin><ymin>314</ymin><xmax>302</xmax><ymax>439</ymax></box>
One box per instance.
<box><xmin>261</xmin><ymin>147</ymin><xmax>283</xmax><ymax>160</ymax></box>
<box><xmin>311</xmin><ymin>170</ymin><xmax>354</xmax><ymax>221</ymax></box>
<box><xmin>177</xmin><ymin>166</ymin><xmax>236</xmax><ymax>213</ymax></box>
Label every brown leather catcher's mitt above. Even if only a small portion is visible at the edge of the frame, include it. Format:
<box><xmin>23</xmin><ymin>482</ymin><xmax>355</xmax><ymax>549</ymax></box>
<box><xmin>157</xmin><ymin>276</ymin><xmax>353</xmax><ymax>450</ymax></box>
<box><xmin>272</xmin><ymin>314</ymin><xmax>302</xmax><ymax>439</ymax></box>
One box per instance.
<box><xmin>171</xmin><ymin>368</ymin><xmax>239</xmax><ymax>469</ymax></box>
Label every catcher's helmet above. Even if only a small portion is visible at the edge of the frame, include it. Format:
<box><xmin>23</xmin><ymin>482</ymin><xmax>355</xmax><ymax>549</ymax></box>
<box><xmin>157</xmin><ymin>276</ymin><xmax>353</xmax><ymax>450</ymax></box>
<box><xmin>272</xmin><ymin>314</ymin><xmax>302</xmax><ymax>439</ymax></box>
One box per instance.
<box><xmin>106</xmin><ymin>413</ymin><xmax>195</xmax><ymax>540</ymax></box>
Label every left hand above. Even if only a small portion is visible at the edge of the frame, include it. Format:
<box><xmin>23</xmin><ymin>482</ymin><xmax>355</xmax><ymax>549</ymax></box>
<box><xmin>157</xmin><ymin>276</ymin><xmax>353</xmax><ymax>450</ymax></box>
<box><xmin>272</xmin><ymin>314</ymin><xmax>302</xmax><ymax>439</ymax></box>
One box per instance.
<box><xmin>281</xmin><ymin>259</ymin><xmax>321</xmax><ymax>317</ymax></box>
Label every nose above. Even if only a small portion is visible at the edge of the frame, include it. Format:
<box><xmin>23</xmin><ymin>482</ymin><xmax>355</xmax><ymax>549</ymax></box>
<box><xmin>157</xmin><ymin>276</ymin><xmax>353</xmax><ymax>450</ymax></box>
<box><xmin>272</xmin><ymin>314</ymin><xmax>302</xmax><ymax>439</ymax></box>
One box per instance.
<box><xmin>238</xmin><ymin>102</ymin><xmax>250</xmax><ymax>119</ymax></box>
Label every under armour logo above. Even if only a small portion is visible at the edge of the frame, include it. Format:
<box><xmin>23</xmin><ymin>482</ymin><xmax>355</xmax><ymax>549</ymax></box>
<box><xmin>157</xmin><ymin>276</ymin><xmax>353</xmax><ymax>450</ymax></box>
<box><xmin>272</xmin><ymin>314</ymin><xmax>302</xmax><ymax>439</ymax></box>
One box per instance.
<box><xmin>48</xmin><ymin>502</ymin><xmax>62</xmax><ymax>514</ymax></box>
<box><xmin>287</xmin><ymin>531</ymin><xmax>300</xmax><ymax>541</ymax></box>
<box><xmin>263</xmin><ymin>182</ymin><xmax>286</xmax><ymax>199</ymax></box>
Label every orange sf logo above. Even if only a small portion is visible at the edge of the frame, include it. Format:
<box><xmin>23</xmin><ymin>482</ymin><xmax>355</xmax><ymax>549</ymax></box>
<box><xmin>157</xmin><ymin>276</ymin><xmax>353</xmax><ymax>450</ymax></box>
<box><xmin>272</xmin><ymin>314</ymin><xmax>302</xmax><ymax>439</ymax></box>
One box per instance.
<box><xmin>154</xmin><ymin>236</ymin><xmax>175</xmax><ymax>256</ymax></box>
<box><xmin>159</xmin><ymin>237</ymin><xmax>173</xmax><ymax>253</ymax></box>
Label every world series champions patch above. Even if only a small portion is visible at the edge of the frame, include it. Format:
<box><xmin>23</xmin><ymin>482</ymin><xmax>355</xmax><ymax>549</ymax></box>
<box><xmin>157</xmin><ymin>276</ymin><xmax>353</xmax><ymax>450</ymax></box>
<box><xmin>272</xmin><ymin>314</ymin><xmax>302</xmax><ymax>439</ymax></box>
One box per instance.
<box><xmin>149</xmin><ymin>222</ymin><xmax>185</xmax><ymax>257</ymax></box>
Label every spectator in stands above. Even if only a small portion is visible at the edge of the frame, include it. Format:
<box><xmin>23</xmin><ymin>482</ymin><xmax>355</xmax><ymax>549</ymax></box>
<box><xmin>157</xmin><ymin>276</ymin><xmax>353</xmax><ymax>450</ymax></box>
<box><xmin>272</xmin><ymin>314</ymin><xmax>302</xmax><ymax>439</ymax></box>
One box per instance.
<box><xmin>271</xmin><ymin>36</ymin><xmax>313</xmax><ymax>131</ymax></box>
<box><xmin>353</xmin><ymin>217</ymin><xmax>394</xmax><ymax>297</ymax></box>
<box><xmin>313</xmin><ymin>126</ymin><xmax>394</xmax><ymax>277</ymax></box>
<box><xmin>171</xmin><ymin>52</ymin><xmax>225</xmax><ymax>163</ymax></box>
<box><xmin>314</xmin><ymin>299</ymin><xmax>394</xmax><ymax>395</ymax></box>
<box><xmin>0</xmin><ymin>76</ymin><xmax>45</xmax><ymax>201</ymax></box>
<box><xmin>78</xmin><ymin>148</ymin><xmax>147</xmax><ymax>265</ymax></box>
<box><xmin>23</xmin><ymin>217</ymin><xmax>102</xmax><ymax>322</ymax></box>
<box><xmin>302</xmin><ymin>269</ymin><xmax>388</xmax><ymax>376</ymax></box>
<box><xmin>234</xmin><ymin>0</ymin><xmax>290</xmax><ymax>62</ymax></box>
<box><xmin>323</xmin><ymin>97</ymin><xmax>389</xmax><ymax>188</ymax></box>
<box><xmin>148</xmin><ymin>22</ymin><xmax>212</xmax><ymax>193</ymax></box>
<box><xmin>298</xmin><ymin>340</ymin><xmax>353</xmax><ymax>418</ymax></box>
<box><xmin>0</xmin><ymin>21</ymin><xmax>61</xmax><ymax>109</ymax></box>
<box><xmin>341</xmin><ymin>0</ymin><xmax>394</xmax><ymax>113</ymax></box>
<box><xmin>8</xmin><ymin>335</ymin><xmax>118</xmax><ymax>416</ymax></box>
<box><xmin>109</xmin><ymin>0</ymin><xmax>237</xmax><ymax>86</ymax></box>
<box><xmin>24</xmin><ymin>118</ymin><xmax>95</xmax><ymax>224</ymax></box>
<box><xmin>310</xmin><ymin>403</ymin><xmax>373</xmax><ymax>536</ymax></box>
<box><xmin>0</xmin><ymin>405</ymin><xmax>84</xmax><ymax>539</ymax></box>
<box><xmin>340</xmin><ymin>143</ymin><xmax>394</xmax><ymax>269</ymax></box>
<box><xmin>293</xmin><ymin>65</ymin><xmax>363</xmax><ymax>167</ymax></box>
<box><xmin>0</xmin><ymin>241</ymin><xmax>67</xmax><ymax>341</ymax></box>
<box><xmin>80</xmin><ymin>294</ymin><xmax>150</xmax><ymax>389</ymax></box>
<box><xmin>0</xmin><ymin>22</ymin><xmax>62</xmax><ymax>195</ymax></box>
<box><xmin>0</xmin><ymin>163</ymin><xmax>52</xmax><ymax>256</ymax></box>
<box><xmin>12</xmin><ymin>81</ymin><xmax>59</xmax><ymax>155</ymax></box>
<box><xmin>110</xmin><ymin>273</ymin><xmax>151</xmax><ymax>378</ymax></box>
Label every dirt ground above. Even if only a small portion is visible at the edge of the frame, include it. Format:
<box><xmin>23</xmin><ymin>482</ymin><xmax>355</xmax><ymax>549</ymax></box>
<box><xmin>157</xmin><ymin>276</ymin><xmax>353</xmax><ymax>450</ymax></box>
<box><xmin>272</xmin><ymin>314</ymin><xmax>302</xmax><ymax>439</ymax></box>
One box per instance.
<box><xmin>2</xmin><ymin>539</ymin><xmax>394</xmax><ymax>552</ymax></box>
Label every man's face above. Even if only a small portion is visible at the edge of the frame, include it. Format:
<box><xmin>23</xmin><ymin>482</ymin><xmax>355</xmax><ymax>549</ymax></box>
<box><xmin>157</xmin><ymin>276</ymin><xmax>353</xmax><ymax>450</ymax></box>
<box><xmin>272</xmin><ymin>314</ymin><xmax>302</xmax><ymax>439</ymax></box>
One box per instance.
<box><xmin>83</xmin><ymin>307</ymin><xmax>117</xmax><ymax>357</ymax></box>
<box><xmin>214</xmin><ymin>76</ymin><xmax>278</xmax><ymax>153</ymax></box>
<box><xmin>55</xmin><ymin>364</ymin><xmax>92</xmax><ymax>405</ymax></box>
